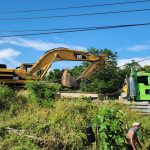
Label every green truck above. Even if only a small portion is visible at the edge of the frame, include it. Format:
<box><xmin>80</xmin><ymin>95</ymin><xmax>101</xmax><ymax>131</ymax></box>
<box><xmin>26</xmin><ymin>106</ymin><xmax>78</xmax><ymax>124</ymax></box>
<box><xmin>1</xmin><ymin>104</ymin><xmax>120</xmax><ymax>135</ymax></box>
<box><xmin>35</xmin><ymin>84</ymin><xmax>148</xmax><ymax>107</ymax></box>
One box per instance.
<box><xmin>127</xmin><ymin>68</ymin><xmax>150</xmax><ymax>101</ymax></box>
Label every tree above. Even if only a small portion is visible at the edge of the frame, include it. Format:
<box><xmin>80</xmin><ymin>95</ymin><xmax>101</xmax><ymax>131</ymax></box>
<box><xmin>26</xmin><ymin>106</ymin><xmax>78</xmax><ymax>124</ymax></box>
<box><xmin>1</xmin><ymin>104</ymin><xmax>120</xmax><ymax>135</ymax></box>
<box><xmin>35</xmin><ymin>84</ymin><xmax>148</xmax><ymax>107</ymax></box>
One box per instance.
<box><xmin>70</xmin><ymin>65</ymin><xmax>85</xmax><ymax>78</ymax></box>
<box><xmin>121</xmin><ymin>60</ymin><xmax>141</xmax><ymax>77</ymax></box>
<box><xmin>47</xmin><ymin>69</ymin><xmax>62</xmax><ymax>83</ymax></box>
<box><xmin>142</xmin><ymin>65</ymin><xmax>150</xmax><ymax>73</ymax></box>
<box><xmin>79</xmin><ymin>48</ymin><xmax>125</xmax><ymax>98</ymax></box>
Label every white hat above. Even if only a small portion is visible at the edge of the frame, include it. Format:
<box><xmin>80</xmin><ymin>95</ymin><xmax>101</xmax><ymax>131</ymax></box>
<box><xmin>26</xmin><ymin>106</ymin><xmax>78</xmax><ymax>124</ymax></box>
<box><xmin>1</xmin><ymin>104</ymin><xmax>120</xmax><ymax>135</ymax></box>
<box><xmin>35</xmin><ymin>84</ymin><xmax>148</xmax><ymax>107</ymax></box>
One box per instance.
<box><xmin>132</xmin><ymin>122</ymin><xmax>140</xmax><ymax>127</ymax></box>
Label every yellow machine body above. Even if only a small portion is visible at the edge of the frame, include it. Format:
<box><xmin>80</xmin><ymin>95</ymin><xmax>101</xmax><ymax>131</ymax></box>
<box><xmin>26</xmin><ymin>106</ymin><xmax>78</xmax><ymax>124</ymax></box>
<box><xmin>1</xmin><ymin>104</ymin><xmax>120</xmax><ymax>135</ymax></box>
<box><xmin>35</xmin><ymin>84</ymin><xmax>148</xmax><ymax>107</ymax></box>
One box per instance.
<box><xmin>0</xmin><ymin>47</ymin><xmax>106</xmax><ymax>87</ymax></box>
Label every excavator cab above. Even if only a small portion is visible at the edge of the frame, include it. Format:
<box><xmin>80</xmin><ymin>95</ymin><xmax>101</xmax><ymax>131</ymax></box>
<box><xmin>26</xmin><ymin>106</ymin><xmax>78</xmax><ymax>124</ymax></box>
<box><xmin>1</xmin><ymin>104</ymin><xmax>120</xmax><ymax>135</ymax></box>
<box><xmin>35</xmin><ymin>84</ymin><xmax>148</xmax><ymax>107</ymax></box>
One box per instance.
<box><xmin>16</xmin><ymin>63</ymin><xmax>44</xmax><ymax>78</ymax></box>
<box><xmin>16</xmin><ymin>63</ymin><xmax>33</xmax><ymax>73</ymax></box>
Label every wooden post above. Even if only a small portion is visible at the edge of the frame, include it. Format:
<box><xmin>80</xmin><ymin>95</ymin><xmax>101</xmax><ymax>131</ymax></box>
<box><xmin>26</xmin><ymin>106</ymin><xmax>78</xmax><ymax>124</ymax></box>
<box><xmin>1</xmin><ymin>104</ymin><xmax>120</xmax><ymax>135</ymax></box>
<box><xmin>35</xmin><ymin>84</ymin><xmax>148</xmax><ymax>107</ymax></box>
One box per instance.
<box><xmin>96</xmin><ymin>124</ymin><xmax>99</xmax><ymax>150</ymax></box>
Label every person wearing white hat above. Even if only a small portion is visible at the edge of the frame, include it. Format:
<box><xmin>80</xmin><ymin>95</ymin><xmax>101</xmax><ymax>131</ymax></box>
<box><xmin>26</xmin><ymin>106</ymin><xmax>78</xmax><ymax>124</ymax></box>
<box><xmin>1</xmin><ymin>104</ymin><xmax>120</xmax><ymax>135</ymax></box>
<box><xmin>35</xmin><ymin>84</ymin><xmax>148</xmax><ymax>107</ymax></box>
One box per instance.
<box><xmin>126</xmin><ymin>122</ymin><xmax>143</xmax><ymax>150</ymax></box>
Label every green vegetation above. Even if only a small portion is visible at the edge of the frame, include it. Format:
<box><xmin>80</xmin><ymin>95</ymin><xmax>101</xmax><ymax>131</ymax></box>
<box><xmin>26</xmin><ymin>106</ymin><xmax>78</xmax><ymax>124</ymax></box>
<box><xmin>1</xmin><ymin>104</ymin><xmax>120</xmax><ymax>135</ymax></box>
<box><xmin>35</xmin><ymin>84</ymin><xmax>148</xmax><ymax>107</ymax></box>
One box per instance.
<box><xmin>26</xmin><ymin>81</ymin><xmax>61</xmax><ymax>106</ymax></box>
<box><xmin>0</xmin><ymin>85</ymin><xmax>15</xmax><ymax>111</ymax></box>
<box><xmin>0</xmin><ymin>47</ymin><xmax>150</xmax><ymax>149</ymax></box>
<box><xmin>0</xmin><ymin>84</ymin><xmax>149</xmax><ymax>149</ymax></box>
<box><xmin>46</xmin><ymin>69</ymin><xmax>62</xmax><ymax>82</ymax></box>
<box><xmin>69</xmin><ymin>48</ymin><xmax>127</xmax><ymax>99</ymax></box>
<box><xmin>48</xmin><ymin>48</ymin><xmax>150</xmax><ymax>100</ymax></box>
<box><xmin>0</xmin><ymin>85</ymin><xmax>27</xmax><ymax>112</ymax></box>
<box><xmin>94</xmin><ymin>108</ymin><xmax>125</xmax><ymax>149</ymax></box>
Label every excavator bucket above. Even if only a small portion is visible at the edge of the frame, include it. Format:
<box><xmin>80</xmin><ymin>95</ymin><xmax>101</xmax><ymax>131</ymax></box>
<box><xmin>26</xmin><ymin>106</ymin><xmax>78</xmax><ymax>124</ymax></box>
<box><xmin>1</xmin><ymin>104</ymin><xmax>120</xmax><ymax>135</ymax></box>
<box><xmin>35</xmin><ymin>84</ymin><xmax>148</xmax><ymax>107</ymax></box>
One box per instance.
<box><xmin>61</xmin><ymin>69</ymin><xmax>78</xmax><ymax>88</ymax></box>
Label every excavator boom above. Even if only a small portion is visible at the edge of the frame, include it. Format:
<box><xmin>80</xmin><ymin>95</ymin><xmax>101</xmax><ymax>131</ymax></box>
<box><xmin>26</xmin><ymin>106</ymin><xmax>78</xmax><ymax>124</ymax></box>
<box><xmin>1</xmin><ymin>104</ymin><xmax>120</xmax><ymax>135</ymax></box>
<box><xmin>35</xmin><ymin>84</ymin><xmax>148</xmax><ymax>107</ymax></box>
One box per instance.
<box><xmin>0</xmin><ymin>47</ymin><xmax>106</xmax><ymax>87</ymax></box>
<box><xmin>29</xmin><ymin>47</ymin><xmax>102</xmax><ymax>78</ymax></box>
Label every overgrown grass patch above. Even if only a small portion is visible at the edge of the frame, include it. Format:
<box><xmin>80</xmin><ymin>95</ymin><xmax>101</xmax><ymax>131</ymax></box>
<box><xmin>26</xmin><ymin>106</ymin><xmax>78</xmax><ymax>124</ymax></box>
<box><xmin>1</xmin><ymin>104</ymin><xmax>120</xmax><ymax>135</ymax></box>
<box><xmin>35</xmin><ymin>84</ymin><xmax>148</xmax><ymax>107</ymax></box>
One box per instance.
<box><xmin>26</xmin><ymin>81</ymin><xmax>61</xmax><ymax>107</ymax></box>
<box><xmin>0</xmin><ymin>84</ymin><xmax>27</xmax><ymax>113</ymax></box>
<box><xmin>0</xmin><ymin>98</ymin><xmax>149</xmax><ymax>149</ymax></box>
<box><xmin>0</xmin><ymin>99</ymin><xmax>97</xmax><ymax>149</ymax></box>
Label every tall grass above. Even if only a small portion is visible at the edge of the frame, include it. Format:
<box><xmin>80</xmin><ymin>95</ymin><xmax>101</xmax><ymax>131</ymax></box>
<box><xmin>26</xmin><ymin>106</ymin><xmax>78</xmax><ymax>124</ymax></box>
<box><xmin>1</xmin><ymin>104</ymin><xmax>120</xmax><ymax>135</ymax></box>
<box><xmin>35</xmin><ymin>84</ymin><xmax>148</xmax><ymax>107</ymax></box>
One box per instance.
<box><xmin>26</xmin><ymin>81</ymin><xmax>61</xmax><ymax>106</ymax></box>
<box><xmin>0</xmin><ymin>84</ymin><xmax>149</xmax><ymax>149</ymax></box>
<box><xmin>0</xmin><ymin>85</ymin><xmax>27</xmax><ymax>113</ymax></box>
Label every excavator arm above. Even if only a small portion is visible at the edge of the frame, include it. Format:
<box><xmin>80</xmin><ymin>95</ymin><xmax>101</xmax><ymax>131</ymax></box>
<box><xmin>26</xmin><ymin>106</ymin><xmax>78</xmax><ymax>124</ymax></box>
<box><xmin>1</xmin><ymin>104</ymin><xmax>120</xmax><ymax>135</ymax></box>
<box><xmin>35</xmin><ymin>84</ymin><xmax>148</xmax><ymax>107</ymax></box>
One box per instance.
<box><xmin>0</xmin><ymin>47</ymin><xmax>106</xmax><ymax>87</ymax></box>
<box><xmin>77</xmin><ymin>55</ymin><xmax>106</xmax><ymax>81</ymax></box>
<box><xmin>29</xmin><ymin>47</ymin><xmax>106</xmax><ymax>80</ymax></box>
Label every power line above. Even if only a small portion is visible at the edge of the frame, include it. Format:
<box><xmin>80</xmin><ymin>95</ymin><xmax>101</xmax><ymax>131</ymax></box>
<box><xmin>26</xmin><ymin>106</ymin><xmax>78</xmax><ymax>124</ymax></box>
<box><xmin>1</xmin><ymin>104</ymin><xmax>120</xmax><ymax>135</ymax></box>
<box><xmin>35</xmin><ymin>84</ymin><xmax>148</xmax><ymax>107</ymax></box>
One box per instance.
<box><xmin>0</xmin><ymin>8</ymin><xmax>150</xmax><ymax>21</ymax></box>
<box><xmin>0</xmin><ymin>27</ymin><xmax>89</xmax><ymax>33</ymax></box>
<box><xmin>1</xmin><ymin>20</ymin><xmax>149</xmax><ymax>34</ymax></box>
<box><xmin>1</xmin><ymin>0</ymin><xmax>150</xmax><ymax>14</ymax></box>
<box><xmin>119</xmin><ymin>57</ymin><xmax>150</xmax><ymax>68</ymax></box>
<box><xmin>137</xmin><ymin>57</ymin><xmax>150</xmax><ymax>63</ymax></box>
<box><xmin>0</xmin><ymin>22</ymin><xmax>150</xmax><ymax>38</ymax></box>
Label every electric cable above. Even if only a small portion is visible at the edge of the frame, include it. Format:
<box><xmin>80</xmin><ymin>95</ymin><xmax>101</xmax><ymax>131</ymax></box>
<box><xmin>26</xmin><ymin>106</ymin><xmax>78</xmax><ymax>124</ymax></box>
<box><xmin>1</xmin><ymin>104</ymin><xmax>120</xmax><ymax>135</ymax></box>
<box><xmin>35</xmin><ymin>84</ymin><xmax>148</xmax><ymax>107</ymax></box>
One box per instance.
<box><xmin>0</xmin><ymin>0</ymin><xmax>150</xmax><ymax>14</ymax></box>
<box><xmin>0</xmin><ymin>22</ymin><xmax>150</xmax><ymax>38</ymax></box>
<box><xmin>0</xmin><ymin>8</ymin><xmax>150</xmax><ymax>21</ymax></box>
<box><xmin>119</xmin><ymin>57</ymin><xmax>150</xmax><ymax>68</ymax></box>
<box><xmin>0</xmin><ymin>27</ymin><xmax>91</xmax><ymax>33</ymax></box>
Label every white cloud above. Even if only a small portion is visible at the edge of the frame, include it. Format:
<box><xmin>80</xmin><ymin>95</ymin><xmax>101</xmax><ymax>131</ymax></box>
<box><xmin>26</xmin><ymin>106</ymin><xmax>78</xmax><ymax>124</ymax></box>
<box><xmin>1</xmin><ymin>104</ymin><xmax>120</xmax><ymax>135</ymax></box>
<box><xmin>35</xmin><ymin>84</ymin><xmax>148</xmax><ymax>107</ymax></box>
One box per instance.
<box><xmin>0</xmin><ymin>37</ymin><xmax>86</xmax><ymax>51</ymax></box>
<box><xmin>0</xmin><ymin>48</ymin><xmax>20</xmax><ymax>58</ymax></box>
<box><xmin>127</xmin><ymin>44</ymin><xmax>150</xmax><ymax>51</ymax></box>
<box><xmin>118</xmin><ymin>57</ymin><xmax>150</xmax><ymax>67</ymax></box>
<box><xmin>0</xmin><ymin>48</ymin><xmax>21</xmax><ymax>68</ymax></box>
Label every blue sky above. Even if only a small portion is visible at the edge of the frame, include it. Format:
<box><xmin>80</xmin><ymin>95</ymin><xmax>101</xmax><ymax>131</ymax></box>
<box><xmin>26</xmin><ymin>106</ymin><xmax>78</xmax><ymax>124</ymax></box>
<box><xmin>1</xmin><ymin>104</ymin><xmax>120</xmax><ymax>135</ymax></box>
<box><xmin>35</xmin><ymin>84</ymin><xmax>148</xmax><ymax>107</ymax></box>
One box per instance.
<box><xmin>0</xmin><ymin>0</ymin><xmax>150</xmax><ymax>70</ymax></box>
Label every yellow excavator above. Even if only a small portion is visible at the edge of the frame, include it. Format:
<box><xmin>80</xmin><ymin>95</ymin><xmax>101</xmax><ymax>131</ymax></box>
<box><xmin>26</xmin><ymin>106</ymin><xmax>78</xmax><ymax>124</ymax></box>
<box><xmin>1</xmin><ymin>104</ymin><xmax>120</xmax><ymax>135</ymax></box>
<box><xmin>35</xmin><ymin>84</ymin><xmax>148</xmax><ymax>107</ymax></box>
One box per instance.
<box><xmin>0</xmin><ymin>47</ymin><xmax>106</xmax><ymax>88</ymax></box>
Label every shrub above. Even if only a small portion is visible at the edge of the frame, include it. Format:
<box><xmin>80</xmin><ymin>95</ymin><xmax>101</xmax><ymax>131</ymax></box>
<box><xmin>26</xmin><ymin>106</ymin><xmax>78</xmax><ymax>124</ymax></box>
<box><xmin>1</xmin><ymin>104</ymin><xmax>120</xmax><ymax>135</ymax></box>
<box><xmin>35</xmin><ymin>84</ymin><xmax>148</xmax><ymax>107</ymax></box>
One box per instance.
<box><xmin>26</xmin><ymin>81</ymin><xmax>61</xmax><ymax>106</ymax></box>
<box><xmin>0</xmin><ymin>85</ymin><xmax>16</xmax><ymax>111</ymax></box>
<box><xmin>46</xmin><ymin>99</ymin><xmax>97</xmax><ymax>149</ymax></box>
<box><xmin>93</xmin><ymin>107</ymin><xmax>125</xmax><ymax>150</ymax></box>
<box><xmin>0</xmin><ymin>100</ymin><xmax>149</xmax><ymax>149</ymax></box>
<box><xmin>94</xmin><ymin>101</ymin><xmax>150</xmax><ymax>149</ymax></box>
<box><xmin>0</xmin><ymin>99</ymin><xmax>97</xmax><ymax>149</ymax></box>
<box><xmin>0</xmin><ymin>84</ymin><xmax>27</xmax><ymax>114</ymax></box>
